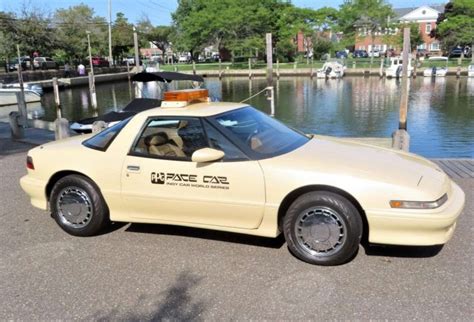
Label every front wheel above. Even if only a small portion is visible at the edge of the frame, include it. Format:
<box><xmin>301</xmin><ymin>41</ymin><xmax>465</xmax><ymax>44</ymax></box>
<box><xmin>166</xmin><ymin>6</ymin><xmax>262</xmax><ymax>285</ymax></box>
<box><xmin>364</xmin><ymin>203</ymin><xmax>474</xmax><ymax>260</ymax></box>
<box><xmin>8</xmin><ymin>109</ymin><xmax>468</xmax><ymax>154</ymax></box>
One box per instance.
<box><xmin>50</xmin><ymin>175</ymin><xmax>109</xmax><ymax>236</ymax></box>
<box><xmin>283</xmin><ymin>191</ymin><xmax>363</xmax><ymax>265</ymax></box>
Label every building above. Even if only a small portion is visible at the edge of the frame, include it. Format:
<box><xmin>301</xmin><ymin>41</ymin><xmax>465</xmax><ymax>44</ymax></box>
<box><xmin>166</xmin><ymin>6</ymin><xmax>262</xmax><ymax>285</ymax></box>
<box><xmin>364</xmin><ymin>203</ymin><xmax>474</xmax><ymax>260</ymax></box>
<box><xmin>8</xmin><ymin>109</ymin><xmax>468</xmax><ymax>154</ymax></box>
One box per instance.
<box><xmin>354</xmin><ymin>5</ymin><xmax>444</xmax><ymax>54</ymax></box>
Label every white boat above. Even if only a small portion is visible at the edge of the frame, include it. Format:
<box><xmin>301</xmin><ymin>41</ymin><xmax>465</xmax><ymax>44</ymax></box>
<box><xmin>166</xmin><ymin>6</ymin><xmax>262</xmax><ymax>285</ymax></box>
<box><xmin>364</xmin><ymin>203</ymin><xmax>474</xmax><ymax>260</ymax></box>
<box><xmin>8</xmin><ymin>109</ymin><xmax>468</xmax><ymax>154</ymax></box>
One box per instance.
<box><xmin>468</xmin><ymin>65</ymin><xmax>474</xmax><ymax>77</ymax></box>
<box><xmin>0</xmin><ymin>87</ymin><xmax>42</xmax><ymax>107</ymax></box>
<box><xmin>423</xmin><ymin>56</ymin><xmax>448</xmax><ymax>77</ymax></box>
<box><xmin>316</xmin><ymin>61</ymin><xmax>345</xmax><ymax>78</ymax></box>
<box><xmin>385</xmin><ymin>56</ymin><xmax>413</xmax><ymax>78</ymax></box>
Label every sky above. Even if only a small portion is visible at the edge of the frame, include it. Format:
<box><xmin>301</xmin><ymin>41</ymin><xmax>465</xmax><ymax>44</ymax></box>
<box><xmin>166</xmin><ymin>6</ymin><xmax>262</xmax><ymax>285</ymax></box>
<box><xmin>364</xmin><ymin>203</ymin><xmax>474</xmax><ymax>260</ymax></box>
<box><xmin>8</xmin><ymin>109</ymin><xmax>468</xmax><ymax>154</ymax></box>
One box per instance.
<box><xmin>1</xmin><ymin>0</ymin><xmax>444</xmax><ymax>25</ymax></box>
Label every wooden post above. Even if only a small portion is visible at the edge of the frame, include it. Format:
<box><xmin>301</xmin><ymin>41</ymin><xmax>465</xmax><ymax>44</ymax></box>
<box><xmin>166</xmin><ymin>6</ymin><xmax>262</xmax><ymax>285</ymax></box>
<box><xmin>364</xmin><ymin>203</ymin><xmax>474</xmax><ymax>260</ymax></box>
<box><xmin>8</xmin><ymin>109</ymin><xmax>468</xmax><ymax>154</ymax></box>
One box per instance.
<box><xmin>276</xmin><ymin>59</ymin><xmax>280</xmax><ymax>79</ymax></box>
<box><xmin>126</xmin><ymin>60</ymin><xmax>131</xmax><ymax>81</ymax></box>
<box><xmin>265</xmin><ymin>33</ymin><xmax>273</xmax><ymax>86</ymax></box>
<box><xmin>218</xmin><ymin>58</ymin><xmax>222</xmax><ymax>79</ymax></box>
<box><xmin>87</xmin><ymin>32</ymin><xmax>97</xmax><ymax>108</ymax></box>
<box><xmin>248</xmin><ymin>57</ymin><xmax>252</xmax><ymax>79</ymax></box>
<box><xmin>53</xmin><ymin>77</ymin><xmax>62</xmax><ymax>119</ymax></box>
<box><xmin>16</xmin><ymin>45</ymin><xmax>27</xmax><ymax>127</ymax></box>
<box><xmin>379</xmin><ymin>58</ymin><xmax>384</xmax><ymax>78</ymax></box>
<box><xmin>267</xmin><ymin>86</ymin><xmax>275</xmax><ymax>116</ymax></box>
<box><xmin>310</xmin><ymin>57</ymin><xmax>314</xmax><ymax>78</ymax></box>
<box><xmin>399</xmin><ymin>27</ymin><xmax>410</xmax><ymax>130</ymax></box>
<box><xmin>192</xmin><ymin>60</ymin><xmax>196</xmax><ymax>75</ymax></box>
<box><xmin>392</xmin><ymin>27</ymin><xmax>411</xmax><ymax>152</ymax></box>
<box><xmin>133</xmin><ymin>26</ymin><xmax>140</xmax><ymax>72</ymax></box>
<box><xmin>456</xmin><ymin>58</ymin><xmax>461</xmax><ymax>78</ymax></box>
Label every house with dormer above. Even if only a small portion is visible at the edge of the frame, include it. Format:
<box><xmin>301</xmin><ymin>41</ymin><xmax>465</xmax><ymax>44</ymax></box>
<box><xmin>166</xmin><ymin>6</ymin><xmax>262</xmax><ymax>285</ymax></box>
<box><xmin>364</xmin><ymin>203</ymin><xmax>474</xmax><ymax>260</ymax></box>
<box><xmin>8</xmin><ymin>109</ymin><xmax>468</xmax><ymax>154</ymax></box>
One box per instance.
<box><xmin>354</xmin><ymin>4</ymin><xmax>444</xmax><ymax>55</ymax></box>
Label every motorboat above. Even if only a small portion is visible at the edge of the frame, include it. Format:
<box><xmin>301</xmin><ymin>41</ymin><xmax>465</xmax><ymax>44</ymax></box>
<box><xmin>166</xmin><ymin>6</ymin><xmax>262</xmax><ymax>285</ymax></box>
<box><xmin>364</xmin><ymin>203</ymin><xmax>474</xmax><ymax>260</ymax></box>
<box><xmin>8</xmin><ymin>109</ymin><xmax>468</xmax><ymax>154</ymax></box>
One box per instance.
<box><xmin>423</xmin><ymin>56</ymin><xmax>448</xmax><ymax>77</ymax></box>
<box><xmin>70</xmin><ymin>71</ymin><xmax>204</xmax><ymax>133</ymax></box>
<box><xmin>468</xmin><ymin>64</ymin><xmax>474</xmax><ymax>77</ymax></box>
<box><xmin>385</xmin><ymin>56</ymin><xmax>413</xmax><ymax>78</ymax></box>
<box><xmin>0</xmin><ymin>83</ymin><xmax>43</xmax><ymax>106</ymax></box>
<box><xmin>316</xmin><ymin>61</ymin><xmax>345</xmax><ymax>78</ymax></box>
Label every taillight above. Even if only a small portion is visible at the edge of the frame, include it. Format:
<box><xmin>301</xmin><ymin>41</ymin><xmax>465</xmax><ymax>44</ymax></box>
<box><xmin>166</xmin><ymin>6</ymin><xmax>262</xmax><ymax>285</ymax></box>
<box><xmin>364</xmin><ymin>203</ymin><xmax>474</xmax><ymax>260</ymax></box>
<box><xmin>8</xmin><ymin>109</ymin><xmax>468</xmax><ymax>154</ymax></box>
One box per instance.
<box><xmin>26</xmin><ymin>156</ymin><xmax>34</xmax><ymax>170</ymax></box>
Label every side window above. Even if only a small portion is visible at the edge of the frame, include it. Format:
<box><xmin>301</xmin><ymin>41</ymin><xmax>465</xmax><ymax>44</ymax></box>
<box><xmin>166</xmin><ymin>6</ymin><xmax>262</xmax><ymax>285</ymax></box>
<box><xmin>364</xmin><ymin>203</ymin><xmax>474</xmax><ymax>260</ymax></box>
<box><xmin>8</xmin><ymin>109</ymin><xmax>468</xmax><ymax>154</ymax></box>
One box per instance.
<box><xmin>132</xmin><ymin>117</ymin><xmax>208</xmax><ymax>160</ymax></box>
<box><xmin>203</xmin><ymin>121</ymin><xmax>248</xmax><ymax>161</ymax></box>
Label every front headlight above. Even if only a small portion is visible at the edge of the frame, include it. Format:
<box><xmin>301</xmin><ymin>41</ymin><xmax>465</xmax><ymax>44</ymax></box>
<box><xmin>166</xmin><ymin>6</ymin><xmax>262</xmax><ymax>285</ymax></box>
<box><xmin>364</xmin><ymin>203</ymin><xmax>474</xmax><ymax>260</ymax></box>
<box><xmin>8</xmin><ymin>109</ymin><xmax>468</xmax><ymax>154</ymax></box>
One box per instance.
<box><xmin>390</xmin><ymin>193</ymin><xmax>448</xmax><ymax>209</ymax></box>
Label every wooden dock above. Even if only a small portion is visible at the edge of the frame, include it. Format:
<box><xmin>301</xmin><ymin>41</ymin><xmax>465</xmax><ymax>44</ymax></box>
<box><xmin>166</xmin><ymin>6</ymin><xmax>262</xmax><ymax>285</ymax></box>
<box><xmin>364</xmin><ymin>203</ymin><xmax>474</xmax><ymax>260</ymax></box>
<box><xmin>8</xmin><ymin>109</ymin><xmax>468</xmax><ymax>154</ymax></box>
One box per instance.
<box><xmin>432</xmin><ymin>159</ymin><xmax>474</xmax><ymax>179</ymax></box>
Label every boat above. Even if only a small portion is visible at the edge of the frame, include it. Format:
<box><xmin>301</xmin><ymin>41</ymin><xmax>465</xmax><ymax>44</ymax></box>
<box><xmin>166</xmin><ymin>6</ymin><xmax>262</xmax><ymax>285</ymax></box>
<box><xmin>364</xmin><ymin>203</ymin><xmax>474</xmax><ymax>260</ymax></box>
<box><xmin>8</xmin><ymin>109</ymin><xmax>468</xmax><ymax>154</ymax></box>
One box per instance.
<box><xmin>423</xmin><ymin>56</ymin><xmax>448</xmax><ymax>77</ymax></box>
<box><xmin>468</xmin><ymin>64</ymin><xmax>474</xmax><ymax>77</ymax></box>
<box><xmin>384</xmin><ymin>56</ymin><xmax>413</xmax><ymax>78</ymax></box>
<box><xmin>70</xmin><ymin>71</ymin><xmax>204</xmax><ymax>133</ymax></box>
<box><xmin>0</xmin><ymin>84</ymin><xmax>43</xmax><ymax>107</ymax></box>
<box><xmin>316</xmin><ymin>61</ymin><xmax>345</xmax><ymax>78</ymax></box>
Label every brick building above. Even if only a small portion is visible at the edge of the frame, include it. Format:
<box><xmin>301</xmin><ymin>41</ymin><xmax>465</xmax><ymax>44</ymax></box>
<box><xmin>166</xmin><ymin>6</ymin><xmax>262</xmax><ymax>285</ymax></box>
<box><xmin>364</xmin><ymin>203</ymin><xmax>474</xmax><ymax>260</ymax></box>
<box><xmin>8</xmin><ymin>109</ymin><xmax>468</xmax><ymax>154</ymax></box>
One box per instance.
<box><xmin>354</xmin><ymin>5</ymin><xmax>444</xmax><ymax>54</ymax></box>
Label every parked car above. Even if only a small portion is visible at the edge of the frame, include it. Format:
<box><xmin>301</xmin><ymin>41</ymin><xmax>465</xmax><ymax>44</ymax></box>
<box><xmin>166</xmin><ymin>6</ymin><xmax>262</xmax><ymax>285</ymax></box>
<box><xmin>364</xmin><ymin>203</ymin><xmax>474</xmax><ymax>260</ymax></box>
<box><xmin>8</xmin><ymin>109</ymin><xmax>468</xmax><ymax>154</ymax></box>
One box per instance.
<box><xmin>33</xmin><ymin>57</ymin><xmax>58</xmax><ymax>70</ymax></box>
<box><xmin>335</xmin><ymin>51</ymin><xmax>348</xmax><ymax>59</ymax></box>
<box><xmin>368</xmin><ymin>50</ymin><xmax>380</xmax><ymax>58</ymax></box>
<box><xmin>6</xmin><ymin>57</ymin><xmax>31</xmax><ymax>71</ymax></box>
<box><xmin>20</xmin><ymin>87</ymin><xmax>465</xmax><ymax>266</ymax></box>
<box><xmin>178</xmin><ymin>54</ymin><xmax>191</xmax><ymax>63</ymax></box>
<box><xmin>416</xmin><ymin>49</ymin><xmax>430</xmax><ymax>58</ymax></box>
<box><xmin>352</xmin><ymin>50</ymin><xmax>368</xmax><ymax>58</ymax></box>
<box><xmin>92</xmin><ymin>57</ymin><xmax>110</xmax><ymax>67</ymax></box>
<box><xmin>449</xmin><ymin>46</ymin><xmax>472</xmax><ymax>58</ymax></box>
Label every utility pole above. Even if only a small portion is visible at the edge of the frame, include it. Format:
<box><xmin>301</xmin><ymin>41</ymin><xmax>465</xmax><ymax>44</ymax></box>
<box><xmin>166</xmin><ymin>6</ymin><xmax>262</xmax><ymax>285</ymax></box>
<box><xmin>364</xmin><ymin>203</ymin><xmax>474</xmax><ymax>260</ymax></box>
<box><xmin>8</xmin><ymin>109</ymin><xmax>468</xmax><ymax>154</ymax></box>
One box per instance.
<box><xmin>133</xmin><ymin>26</ymin><xmax>140</xmax><ymax>72</ymax></box>
<box><xmin>86</xmin><ymin>31</ymin><xmax>97</xmax><ymax>108</ymax></box>
<box><xmin>108</xmin><ymin>0</ymin><xmax>113</xmax><ymax>65</ymax></box>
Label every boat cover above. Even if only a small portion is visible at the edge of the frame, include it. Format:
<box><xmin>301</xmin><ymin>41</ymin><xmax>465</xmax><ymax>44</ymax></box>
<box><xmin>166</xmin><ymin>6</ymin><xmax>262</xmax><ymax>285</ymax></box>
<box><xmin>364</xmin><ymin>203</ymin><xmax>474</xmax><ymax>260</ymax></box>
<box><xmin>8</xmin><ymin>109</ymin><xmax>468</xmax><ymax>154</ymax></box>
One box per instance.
<box><xmin>131</xmin><ymin>71</ymin><xmax>204</xmax><ymax>83</ymax></box>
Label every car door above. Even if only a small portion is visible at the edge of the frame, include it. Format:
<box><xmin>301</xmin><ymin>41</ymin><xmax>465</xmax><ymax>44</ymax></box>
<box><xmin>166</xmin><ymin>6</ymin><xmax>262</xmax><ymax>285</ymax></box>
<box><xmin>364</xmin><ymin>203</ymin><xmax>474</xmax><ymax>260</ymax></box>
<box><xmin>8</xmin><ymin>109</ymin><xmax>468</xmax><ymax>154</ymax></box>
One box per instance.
<box><xmin>121</xmin><ymin>116</ymin><xmax>266</xmax><ymax>229</ymax></box>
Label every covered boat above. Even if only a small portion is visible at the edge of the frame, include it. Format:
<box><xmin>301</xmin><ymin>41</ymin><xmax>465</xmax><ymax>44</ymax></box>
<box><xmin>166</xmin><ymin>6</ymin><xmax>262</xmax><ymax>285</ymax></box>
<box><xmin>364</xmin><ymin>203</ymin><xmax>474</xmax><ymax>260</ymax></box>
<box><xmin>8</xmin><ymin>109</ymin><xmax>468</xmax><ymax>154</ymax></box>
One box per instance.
<box><xmin>385</xmin><ymin>56</ymin><xmax>413</xmax><ymax>78</ymax></box>
<box><xmin>423</xmin><ymin>56</ymin><xmax>448</xmax><ymax>77</ymax></box>
<box><xmin>70</xmin><ymin>71</ymin><xmax>204</xmax><ymax>133</ymax></box>
<box><xmin>316</xmin><ymin>61</ymin><xmax>345</xmax><ymax>79</ymax></box>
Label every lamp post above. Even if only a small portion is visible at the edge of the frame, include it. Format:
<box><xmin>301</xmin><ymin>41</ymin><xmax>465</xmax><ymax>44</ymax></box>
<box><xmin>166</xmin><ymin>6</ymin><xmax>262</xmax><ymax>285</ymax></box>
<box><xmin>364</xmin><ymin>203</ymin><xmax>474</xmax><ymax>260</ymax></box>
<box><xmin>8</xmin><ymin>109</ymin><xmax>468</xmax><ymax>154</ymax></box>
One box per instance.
<box><xmin>86</xmin><ymin>31</ymin><xmax>97</xmax><ymax>108</ymax></box>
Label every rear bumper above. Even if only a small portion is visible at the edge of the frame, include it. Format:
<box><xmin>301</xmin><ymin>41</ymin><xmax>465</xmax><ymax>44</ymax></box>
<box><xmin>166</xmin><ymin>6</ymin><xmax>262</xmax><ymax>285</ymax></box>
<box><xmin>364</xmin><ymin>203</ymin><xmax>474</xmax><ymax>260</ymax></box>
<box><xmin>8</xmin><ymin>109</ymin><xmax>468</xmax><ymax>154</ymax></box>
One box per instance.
<box><xmin>20</xmin><ymin>175</ymin><xmax>48</xmax><ymax>210</ymax></box>
<box><xmin>366</xmin><ymin>181</ymin><xmax>465</xmax><ymax>246</ymax></box>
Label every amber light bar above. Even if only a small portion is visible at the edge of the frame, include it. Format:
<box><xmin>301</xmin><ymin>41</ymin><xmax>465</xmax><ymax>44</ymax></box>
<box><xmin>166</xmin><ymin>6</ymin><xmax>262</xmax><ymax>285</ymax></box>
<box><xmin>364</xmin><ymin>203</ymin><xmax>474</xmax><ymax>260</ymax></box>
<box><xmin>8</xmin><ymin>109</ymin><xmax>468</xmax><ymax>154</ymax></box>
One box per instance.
<box><xmin>163</xmin><ymin>89</ymin><xmax>209</xmax><ymax>102</ymax></box>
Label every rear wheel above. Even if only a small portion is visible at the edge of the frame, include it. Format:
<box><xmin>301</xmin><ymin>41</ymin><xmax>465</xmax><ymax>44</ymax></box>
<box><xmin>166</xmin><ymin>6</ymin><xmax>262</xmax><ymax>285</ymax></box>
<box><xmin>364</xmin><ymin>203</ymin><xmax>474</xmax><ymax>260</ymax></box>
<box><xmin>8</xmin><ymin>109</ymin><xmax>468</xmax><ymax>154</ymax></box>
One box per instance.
<box><xmin>50</xmin><ymin>175</ymin><xmax>109</xmax><ymax>236</ymax></box>
<box><xmin>283</xmin><ymin>191</ymin><xmax>363</xmax><ymax>265</ymax></box>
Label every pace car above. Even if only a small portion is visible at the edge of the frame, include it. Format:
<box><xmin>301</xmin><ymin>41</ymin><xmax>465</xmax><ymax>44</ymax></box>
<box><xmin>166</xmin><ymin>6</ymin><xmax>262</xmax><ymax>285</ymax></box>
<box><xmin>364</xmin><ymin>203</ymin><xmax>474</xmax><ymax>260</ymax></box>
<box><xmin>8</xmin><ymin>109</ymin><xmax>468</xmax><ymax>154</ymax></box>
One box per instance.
<box><xmin>20</xmin><ymin>88</ymin><xmax>465</xmax><ymax>265</ymax></box>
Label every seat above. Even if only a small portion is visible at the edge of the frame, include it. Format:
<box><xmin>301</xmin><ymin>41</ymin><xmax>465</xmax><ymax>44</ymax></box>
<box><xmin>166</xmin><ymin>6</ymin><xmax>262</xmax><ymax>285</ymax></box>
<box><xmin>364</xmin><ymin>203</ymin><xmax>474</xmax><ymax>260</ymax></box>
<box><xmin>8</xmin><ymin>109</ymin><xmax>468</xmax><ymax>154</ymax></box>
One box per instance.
<box><xmin>144</xmin><ymin>132</ymin><xmax>186</xmax><ymax>158</ymax></box>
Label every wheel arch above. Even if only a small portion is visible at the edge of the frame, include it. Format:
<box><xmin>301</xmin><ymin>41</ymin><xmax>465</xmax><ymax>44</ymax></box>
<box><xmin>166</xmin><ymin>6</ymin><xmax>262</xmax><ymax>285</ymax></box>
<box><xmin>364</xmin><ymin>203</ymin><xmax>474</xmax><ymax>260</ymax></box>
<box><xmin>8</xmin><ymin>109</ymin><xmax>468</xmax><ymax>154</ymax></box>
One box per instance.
<box><xmin>45</xmin><ymin>170</ymin><xmax>96</xmax><ymax>201</ymax></box>
<box><xmin>277</xmin><ymin>185</ymin><xmax>369</xmax><ymax>243</ymax></box>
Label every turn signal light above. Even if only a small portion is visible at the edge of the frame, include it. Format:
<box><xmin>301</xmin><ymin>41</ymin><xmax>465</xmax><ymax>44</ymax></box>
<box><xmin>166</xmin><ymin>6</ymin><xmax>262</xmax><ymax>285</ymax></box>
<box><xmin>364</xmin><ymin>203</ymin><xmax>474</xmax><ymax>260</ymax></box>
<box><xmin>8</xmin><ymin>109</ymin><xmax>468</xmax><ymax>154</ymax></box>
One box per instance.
<box><xmin>26</xmin><ymin>156</ymin><xmax>34</xmax><ymax>170</ymax></box>
<box><xmin>163</xmin><ymin>89</ymin><xmax>209</xmax><ymax>102</ymax></box>
<box><xmin>390</xmin><ymin>194</ymin><xmax>448</xmax><ymax>209</ymax></box>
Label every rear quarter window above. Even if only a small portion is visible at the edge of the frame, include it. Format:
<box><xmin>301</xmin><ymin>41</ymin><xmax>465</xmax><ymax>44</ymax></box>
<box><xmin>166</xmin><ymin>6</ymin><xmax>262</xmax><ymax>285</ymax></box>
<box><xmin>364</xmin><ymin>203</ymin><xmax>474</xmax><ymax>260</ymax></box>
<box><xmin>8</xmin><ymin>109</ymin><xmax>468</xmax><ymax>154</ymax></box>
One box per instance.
<box><xmin>83</xmin><ymin>118</ymin><xmax>131</xmax><ymax>151</ymax></box>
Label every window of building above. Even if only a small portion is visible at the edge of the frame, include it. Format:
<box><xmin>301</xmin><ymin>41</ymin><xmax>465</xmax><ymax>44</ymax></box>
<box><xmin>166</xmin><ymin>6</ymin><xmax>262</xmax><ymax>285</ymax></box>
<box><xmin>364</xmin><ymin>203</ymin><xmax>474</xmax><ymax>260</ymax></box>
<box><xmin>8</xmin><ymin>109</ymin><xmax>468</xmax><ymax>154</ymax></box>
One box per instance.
<box><xmin>430</xmin><ymin>43</ymin><xmax>440</xmax><ymax>51</ymax></box>
<box><xmin>425</xmin><ymin>24</ymin><xmax>432</xmax><ymax>34</ymax></box>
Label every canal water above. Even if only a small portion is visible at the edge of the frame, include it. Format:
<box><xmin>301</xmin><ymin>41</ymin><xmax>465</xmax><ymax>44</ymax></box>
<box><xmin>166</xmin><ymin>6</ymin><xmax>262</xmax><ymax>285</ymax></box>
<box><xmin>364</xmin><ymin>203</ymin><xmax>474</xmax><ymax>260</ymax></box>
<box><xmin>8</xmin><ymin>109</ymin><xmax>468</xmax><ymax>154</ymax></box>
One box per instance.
<box><xmin>38</xmin><ymin>76</ymin><xmax>473</xmax><ymax>158</ymax></box>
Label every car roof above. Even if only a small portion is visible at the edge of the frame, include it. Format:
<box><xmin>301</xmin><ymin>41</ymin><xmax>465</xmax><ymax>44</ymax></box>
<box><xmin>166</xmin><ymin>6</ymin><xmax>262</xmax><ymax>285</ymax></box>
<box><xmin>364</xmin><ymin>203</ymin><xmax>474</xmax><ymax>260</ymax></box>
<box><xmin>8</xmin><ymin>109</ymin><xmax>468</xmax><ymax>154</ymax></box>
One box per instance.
<box><xmin>137</xmin><ymin>101</ymin><xmax>249</xmax><ymax>118</ymax></box>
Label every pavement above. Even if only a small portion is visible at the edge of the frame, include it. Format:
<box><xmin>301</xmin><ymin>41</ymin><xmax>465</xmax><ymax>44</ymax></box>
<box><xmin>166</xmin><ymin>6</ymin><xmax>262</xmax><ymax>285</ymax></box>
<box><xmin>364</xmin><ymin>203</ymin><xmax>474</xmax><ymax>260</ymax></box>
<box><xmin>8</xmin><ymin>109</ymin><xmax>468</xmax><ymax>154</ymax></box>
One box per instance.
<box><xmin>0</xmin><ymin>134</ymin><xmax>473</xmax><ymax>320</ymax></box>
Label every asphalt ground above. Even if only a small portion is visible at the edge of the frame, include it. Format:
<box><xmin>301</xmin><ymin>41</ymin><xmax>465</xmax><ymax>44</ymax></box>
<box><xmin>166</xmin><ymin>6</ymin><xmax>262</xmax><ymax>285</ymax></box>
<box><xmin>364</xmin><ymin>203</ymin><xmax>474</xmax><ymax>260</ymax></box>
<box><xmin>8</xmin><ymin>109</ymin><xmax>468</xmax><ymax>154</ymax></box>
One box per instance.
<box><xmin>0</xmin><ymin>138</ymin><xmax>472</xmax><ymax>320</ymax></box>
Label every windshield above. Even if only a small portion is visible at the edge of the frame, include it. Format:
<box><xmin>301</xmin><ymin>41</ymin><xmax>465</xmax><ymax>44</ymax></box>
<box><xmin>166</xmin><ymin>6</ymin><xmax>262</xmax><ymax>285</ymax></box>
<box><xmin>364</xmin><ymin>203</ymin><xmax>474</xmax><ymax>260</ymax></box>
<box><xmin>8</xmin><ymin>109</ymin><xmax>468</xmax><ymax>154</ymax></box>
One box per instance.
<box><xmin>211</xmin><ymin>107</ymin><xmax>309</xmax><ymax>159</ymax></box>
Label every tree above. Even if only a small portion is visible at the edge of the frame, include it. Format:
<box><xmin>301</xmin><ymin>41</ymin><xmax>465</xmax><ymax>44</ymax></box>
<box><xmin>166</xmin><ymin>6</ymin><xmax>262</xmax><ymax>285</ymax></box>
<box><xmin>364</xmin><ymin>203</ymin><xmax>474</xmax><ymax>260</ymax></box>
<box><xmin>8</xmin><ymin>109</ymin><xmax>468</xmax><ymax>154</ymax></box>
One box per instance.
<box><xmin>6</xmin><ymin>3</ymin><xmax>57</xmax><ymax>58</ymax></box>
<box><xmin>137</xmin><ymin>17</ymin><xmax>173</xmax><ymax>53</ymax></box>
<box><xmin>0</xmin><ymin>11</ymin><xmax>17</xmax><ymax>67</ymax></box>
<box><xmin>431</xmin><ymin>0</ymin><xmax>474</xmax><ymax>54</ymax></box>
<box><xmin>338</xmin><ymin>0</ymin><xmax>394</xmax><ymax>65</ymax></box>
<box><xmin>111</xmin><ymin>12</ymin><xmax>134</xmax><ymax>62</ymax></box>
<box><xmin>53</xmin><ymin>4</ymin><xmax>108</xmax><ymax>63</ymax></box>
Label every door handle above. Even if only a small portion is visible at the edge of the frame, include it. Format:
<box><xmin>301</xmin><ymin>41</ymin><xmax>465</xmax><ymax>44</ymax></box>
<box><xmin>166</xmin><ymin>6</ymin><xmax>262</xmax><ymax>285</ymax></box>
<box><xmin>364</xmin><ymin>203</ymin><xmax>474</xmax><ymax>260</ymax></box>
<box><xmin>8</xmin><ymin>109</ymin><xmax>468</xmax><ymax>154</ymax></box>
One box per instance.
<box><xmin>127</xmin><ymin>165</ymin><xmax>140</xmax><ymax>172</ymax></box>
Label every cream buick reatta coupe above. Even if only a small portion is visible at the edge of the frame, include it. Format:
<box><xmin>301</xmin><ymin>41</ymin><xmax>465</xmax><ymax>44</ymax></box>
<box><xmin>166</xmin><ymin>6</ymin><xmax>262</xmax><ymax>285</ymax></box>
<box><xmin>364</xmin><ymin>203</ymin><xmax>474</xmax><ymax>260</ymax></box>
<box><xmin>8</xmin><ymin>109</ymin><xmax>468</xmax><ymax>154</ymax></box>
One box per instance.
<box><xmin>20</xmin><ymin>88</ymin><xmax>465</xmax><ymax>265</ymax></box>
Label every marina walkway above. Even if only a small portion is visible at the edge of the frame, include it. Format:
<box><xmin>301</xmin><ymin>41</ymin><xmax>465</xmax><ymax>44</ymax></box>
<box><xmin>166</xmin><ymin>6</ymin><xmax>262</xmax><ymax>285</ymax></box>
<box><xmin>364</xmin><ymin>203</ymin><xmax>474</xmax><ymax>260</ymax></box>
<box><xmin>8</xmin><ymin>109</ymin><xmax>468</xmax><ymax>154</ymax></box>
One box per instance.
<box><xmin>432</xmin><ymin>159</ymin><xmax>474</xmax><ymax>179</ymax></box>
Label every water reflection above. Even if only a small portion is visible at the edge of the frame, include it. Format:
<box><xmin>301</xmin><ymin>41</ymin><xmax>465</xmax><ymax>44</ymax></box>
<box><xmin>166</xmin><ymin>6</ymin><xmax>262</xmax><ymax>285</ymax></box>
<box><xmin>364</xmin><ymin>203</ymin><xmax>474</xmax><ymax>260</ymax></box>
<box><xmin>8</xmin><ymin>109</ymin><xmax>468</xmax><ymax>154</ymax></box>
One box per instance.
<box><xmin>35</xmin><ymin>76</ymin><xmax>473</xmax><ymax>158</ymax></box>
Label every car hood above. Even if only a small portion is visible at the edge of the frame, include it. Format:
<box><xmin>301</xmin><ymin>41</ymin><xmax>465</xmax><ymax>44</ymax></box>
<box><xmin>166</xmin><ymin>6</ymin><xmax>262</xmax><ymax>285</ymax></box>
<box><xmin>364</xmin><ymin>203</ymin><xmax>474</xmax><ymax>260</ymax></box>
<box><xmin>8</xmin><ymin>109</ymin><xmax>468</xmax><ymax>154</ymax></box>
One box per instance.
<box><xmin>272</xmin><ymin>135</ymin><xmax>446</xmax><ymax>188</ymax></box>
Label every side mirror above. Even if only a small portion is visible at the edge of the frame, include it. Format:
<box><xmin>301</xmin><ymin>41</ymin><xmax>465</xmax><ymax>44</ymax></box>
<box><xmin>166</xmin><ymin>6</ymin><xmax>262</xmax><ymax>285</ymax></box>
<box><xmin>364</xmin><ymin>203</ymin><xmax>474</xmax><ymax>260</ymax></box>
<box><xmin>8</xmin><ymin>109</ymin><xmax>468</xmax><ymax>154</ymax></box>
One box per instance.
<box><xmin>191</xmin><ymin>148</ymin><xmax>225</xmax><ymax>163</ymax></box>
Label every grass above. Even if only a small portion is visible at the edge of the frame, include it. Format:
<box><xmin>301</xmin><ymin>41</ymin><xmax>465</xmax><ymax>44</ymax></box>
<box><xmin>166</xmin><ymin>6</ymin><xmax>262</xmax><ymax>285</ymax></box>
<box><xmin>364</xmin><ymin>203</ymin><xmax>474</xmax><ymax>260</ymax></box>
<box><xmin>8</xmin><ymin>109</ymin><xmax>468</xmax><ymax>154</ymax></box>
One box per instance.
<box><xmin>154</xmin><ymin>57</ymin><xmax>472</xmax><ymax>72</ymax></box>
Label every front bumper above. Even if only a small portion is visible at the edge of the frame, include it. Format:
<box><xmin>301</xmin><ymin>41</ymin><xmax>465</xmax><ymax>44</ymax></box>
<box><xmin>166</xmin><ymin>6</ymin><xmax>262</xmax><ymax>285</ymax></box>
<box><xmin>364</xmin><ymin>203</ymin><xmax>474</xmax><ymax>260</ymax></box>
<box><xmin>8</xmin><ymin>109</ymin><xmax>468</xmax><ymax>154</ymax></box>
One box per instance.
<box><xmin>366</xmin><ymin>180</ymin><xmax>465</xmax><ymax>246</ymax></box>
<box><xmin>20</xmin><ymin>175</ymin><xmax>48</xmax><ymax>210</ymax></box>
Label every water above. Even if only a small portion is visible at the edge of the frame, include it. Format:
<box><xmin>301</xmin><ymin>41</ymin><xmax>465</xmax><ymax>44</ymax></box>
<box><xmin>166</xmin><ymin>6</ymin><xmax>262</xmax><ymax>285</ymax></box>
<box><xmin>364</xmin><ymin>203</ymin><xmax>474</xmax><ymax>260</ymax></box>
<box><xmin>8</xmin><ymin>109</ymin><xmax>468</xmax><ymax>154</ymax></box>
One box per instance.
<box><xmin>38</xmin><ymin>76</ymin><xmax>473</xmax><ymax>158</ymax></box>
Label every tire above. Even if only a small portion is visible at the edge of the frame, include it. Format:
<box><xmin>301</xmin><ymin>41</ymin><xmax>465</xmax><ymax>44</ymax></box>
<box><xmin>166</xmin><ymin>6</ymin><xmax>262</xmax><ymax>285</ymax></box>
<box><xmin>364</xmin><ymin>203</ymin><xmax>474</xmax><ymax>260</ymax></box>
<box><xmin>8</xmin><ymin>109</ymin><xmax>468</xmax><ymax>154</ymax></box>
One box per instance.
<box><xmin>283</xmin><ymin>191</ymin><xmax>362</xmax><ymax>266</ymax></box>
<box><xmin>50</xmin><ymin>174</ymin><xmax>109</xmax><ymax>236</ymax></box>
